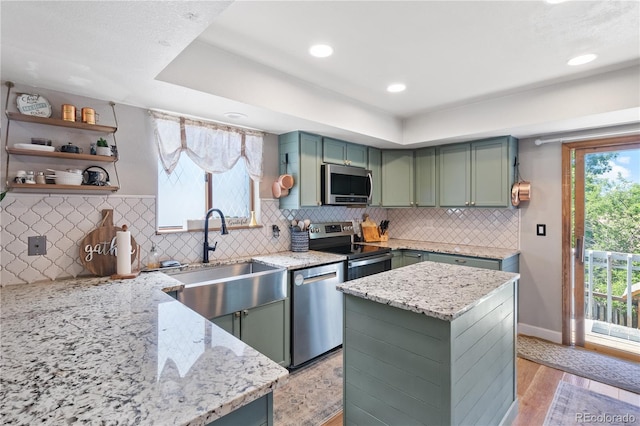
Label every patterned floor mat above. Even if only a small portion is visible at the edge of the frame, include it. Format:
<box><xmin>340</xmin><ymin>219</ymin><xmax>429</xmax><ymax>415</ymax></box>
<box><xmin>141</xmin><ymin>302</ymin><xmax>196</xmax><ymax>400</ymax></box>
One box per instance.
<box><xmin>518</xmin><ymin>335</ymin><xmax>640</xmax><ymax>394</ymax></box>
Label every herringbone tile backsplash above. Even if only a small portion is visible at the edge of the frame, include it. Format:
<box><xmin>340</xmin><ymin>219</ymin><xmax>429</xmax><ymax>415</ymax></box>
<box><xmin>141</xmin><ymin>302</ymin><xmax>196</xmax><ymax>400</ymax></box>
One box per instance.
<box><xmin>1</xmin><ymin>195</ymin><xmax>518</xmax><ymax>285</ymax></box>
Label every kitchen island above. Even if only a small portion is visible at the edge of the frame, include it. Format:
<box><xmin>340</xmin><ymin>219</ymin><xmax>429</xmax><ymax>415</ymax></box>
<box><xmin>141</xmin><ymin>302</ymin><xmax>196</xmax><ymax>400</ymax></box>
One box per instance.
<box><xmin>337</xmin><ymin>261</ymin><xmax>520</xmax><ymax>426</ymax></box>
<box><xmin>0</xmin><ymin>271</ymin><xmax>289</xmax><ymax>425</ymax></box>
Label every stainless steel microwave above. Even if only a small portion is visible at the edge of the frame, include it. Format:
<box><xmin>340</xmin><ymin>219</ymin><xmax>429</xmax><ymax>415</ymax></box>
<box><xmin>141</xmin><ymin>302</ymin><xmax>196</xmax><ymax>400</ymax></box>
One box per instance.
<box><xmin>321</xmin><ymin>164</ymin><xmax>372</xmax><ymax>206</ymax></box>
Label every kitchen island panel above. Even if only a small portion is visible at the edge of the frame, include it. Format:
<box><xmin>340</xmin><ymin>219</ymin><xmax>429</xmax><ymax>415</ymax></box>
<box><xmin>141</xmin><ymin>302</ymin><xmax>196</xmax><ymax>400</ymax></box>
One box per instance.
<box><xmin>341</xmin><ymin>264</ymin><xmax>518</xmax><ymax>426</ymax></box>
<box><xmin>344</xmin><ymin>296</ymin><xmax>452</xmax><ymax>425</ymax></box>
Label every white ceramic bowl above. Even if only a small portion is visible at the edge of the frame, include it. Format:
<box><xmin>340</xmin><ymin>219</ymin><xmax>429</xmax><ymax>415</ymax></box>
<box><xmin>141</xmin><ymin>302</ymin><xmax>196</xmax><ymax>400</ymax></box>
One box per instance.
<box><xmin>52</xmin><ymin>175</ymin><xmax>83</xmax><ymax>186</ymax></box>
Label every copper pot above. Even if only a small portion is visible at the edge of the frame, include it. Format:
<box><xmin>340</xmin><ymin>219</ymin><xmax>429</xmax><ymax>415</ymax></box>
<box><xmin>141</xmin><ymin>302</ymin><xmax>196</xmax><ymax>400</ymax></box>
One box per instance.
<box><xmin>511</xmin><ymin>181</ymin><xmax>531</xmax><ymax>206</ymax></box>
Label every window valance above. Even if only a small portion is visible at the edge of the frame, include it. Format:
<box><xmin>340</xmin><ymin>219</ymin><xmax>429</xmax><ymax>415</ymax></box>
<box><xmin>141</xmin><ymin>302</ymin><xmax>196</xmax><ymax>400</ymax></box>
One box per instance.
<box><xmin>150</xmin><ymin>111</ymin><xmax>264</xmax><ymax>182</ymax></box>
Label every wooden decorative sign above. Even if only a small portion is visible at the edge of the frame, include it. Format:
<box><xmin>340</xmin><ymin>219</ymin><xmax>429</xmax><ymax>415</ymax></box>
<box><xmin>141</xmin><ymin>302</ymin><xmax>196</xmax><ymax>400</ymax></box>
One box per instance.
<box><xmin>80</xmin><ymin>209</ymin><xmax>137</xmax><ymax>277</ymax></box>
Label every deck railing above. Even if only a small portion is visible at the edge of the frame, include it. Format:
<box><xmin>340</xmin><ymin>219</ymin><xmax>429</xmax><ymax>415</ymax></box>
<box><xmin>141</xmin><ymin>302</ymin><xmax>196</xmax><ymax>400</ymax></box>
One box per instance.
<box><xmin>576</xmin><ymin>249</ymin><xmax>640</xmax><ymax>328</ymax></box>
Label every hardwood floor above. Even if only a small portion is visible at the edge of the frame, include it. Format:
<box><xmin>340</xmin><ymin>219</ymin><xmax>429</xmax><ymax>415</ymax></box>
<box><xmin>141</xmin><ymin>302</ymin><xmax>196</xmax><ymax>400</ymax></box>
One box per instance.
<box><xmin>321</xmin><ymin>357</ymin><xmax>640</xmax><ymax>426</ymax></box>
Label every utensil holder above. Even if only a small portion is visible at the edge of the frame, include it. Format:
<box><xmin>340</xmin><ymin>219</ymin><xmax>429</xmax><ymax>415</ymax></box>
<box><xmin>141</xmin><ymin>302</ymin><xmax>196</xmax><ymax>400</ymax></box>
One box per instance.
<box><xmin>291</xmin><ymin>230</ymin><xmax>309</xmax><ymax>252</ymax></box>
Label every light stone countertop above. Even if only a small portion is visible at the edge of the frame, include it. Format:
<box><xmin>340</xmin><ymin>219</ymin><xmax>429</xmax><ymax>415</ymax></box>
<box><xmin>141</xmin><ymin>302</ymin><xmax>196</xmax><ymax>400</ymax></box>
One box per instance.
<box><xmin>0</xmin><ymin>271</ymin><xmax>289</xmax><ymax>425</ymax></box>
<box><xmin>337</xmin><ymin>261</ymin><xmax>520</xmax><ymax>321</ymax></box>
<box><xmin>361</xmin><ymin>238</ymin><xmax>520</xmax><ymax>260</ymax></box>
<box><xmin>252</xmin><ymin>250</ymin><xmax>346</xmax><ymax>270</ymax></box>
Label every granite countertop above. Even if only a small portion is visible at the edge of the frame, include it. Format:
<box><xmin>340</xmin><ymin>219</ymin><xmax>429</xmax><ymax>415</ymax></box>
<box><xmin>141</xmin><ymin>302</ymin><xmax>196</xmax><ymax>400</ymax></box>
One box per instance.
<box><xmin>337</xmin><ymin>261</ymin><xmax>519</xmax><ymax>321</ymax></box>
<box><xmin>252</xmin><ymin>250</ymin><xmax>346</xmax><ymax>270</ymax></box>
<box><xmin>0</xmin><ymin>272</ymin><xmax>289</xmax><ymax>425</ymax></box>
<box><xmin>362</xmin><ymin>239</ymin><xmax>520</xmax><ymax>260</ymax></box>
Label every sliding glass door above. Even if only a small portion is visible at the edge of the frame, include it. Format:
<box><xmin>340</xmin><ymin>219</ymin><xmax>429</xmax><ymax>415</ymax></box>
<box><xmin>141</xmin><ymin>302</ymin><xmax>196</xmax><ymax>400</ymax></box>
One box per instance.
<box><xmin>563</xmin><ymin>136</ymin><xmax>640</xmax><ymax>360</ymax></box>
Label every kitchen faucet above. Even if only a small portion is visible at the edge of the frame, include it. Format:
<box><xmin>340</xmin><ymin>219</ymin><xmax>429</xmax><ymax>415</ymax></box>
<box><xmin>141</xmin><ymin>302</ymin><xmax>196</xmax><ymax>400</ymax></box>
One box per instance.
<box><xmin>203</xmin><ymin>208</ymin><xmax>228</xmax><ymax>263</ymax></box>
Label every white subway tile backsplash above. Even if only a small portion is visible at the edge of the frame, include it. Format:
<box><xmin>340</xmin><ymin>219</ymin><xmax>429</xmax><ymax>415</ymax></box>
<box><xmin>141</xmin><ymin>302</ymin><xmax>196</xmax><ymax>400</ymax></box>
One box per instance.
<box><xmin>1</xmin><ymin>194</ymin><xmax>518</xmax><ymax>285</ymax></box>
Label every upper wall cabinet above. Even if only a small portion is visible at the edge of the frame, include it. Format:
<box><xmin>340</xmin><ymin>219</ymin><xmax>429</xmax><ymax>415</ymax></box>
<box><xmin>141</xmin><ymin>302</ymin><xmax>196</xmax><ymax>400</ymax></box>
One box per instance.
<box><xmin>439</xmin><ymin>136</ymin><xmax>517</xmax><ymax>208</ymax></box>
<box><xmin>322</xmin><ymin>137</ymin><xmax>367</xmax><ymax>169</ymax></box>
<box><xmin>278</xmin><ymin>131</ymin><xmax>323</xmax><ymax>209</ymax></box>
<box><xmin>414</xmin><ymin>147</ymin><xmax>437</xmax><ymax>207</ymax></box>
<box><xmin>381</xmin><ymin>150</ymin><xmax>414</xmax><ymax>207</ymax></box>
<box><xmin>368</xmin><ymin>147</ymin><xmax>382</xmax><ymax>207</ymax></box>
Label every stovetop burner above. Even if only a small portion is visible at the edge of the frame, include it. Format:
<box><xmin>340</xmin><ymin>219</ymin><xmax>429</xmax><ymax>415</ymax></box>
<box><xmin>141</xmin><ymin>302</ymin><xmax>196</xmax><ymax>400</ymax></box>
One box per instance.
<box><xmin>308</xmin><ymin>221</ymin><xmax>391</xmax><ymax>260</ymax></box>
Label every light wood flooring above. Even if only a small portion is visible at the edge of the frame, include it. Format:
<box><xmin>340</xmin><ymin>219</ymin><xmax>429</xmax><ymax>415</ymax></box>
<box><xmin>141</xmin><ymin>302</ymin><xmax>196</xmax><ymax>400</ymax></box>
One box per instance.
<box><xmin>322</xmin><ymin>357</ymin><xmax>640</xmax><ymax>426</ymax></box>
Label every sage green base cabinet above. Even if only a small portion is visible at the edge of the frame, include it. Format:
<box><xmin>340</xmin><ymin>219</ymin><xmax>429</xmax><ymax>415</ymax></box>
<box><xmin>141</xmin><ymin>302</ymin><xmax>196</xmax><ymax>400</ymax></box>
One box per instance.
<box><xmin>278</xmin><ymin>131</ymin><xmax>323</xmax><ymax>208</ymax></box>
<box><xmin>381</xmin><ymin>150</ymin><xmax>414</xmax><ymax>207</ymax></box>
<box><xmin>390</xmin><ymin>250</ymin><xmax>519</xmax><ymax>272</ymax></box>
<box><xmin>343</xmin><ymin>281</ymin><xmax>518</xmax><ymax>425</ymax></box>
<box><xmin>390</xmin><ymin>250</ymin><xmax>403</xmax><ymax>269</ymax></box>
<box><xmin>323</xmin><ymin>137</ymin><xmax>367</xmax><ymax>168</ymax></box>
<box><xmin>207</xmin><ymin>393</ymin><xmax>273</xmax><ymax>426</ymax></box>
<box><xmin>368</xmin><ymin>147</ymin><xmax>382</xmax><ymax>207</ymax></box>
<box><xmin>439</xmin><ymin>136</ymin><xmax>518</xmax><ymax>208</ymax></box>
<box><xmin>212</xmin><ymin>299</ymin><xmax>291</xmax><ymax>367</ymax></box>
<box><xmin>402</xmin><ymin>250</ymin><xmax>426</xmax><ymax>266</ymax></box>
<box><xmin>429</xmin><ymin>252</ymin><xmax>520</xmax><ymax>273</ymax></box>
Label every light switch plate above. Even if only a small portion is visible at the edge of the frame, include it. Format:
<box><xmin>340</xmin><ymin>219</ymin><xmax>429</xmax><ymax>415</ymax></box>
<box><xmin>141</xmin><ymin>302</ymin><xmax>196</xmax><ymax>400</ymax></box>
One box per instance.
<box><xmin>28</xmin><ymin>236</ymin><xmax>47</xmax><ymax>255</ymax></box>
<box><xmin>536</xmin><ymin>224</ymin><xmax>546</xmax><ymax>236</ymax></box>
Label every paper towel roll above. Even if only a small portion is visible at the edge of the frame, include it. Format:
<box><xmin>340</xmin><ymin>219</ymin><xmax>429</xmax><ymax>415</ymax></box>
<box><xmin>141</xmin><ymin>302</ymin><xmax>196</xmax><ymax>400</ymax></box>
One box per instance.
<box><xmin>116</xmin><ymin>226</ymin><xmax>131</xmax><ymax>275</ymax></box>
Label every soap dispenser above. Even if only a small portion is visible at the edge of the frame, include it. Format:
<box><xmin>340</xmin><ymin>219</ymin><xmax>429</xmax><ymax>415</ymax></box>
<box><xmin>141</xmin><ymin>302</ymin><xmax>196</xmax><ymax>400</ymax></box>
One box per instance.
<box><xmin>146</xmin><ymin>244</ymin><xmax>161</xmax><ymax>270</ymax></box>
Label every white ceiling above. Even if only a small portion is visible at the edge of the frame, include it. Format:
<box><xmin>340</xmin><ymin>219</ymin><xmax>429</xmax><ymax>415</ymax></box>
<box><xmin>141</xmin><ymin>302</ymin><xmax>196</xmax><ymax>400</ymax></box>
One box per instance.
<box><xmin>2</xmin><ymin>1</ymin><xmax>639</xmax><ymax>148</ymax></box>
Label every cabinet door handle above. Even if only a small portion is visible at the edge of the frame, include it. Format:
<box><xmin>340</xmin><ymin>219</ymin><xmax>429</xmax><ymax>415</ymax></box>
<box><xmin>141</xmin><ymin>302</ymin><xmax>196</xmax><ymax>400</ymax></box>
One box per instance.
<box><xmin>234</xmin><ymin>311</ymin><xmax>241</xmax><ymax>318</ymax></box>
<box><xmin>471</xmin><ymin>201</ymin><xmax>475</xmax><ymax>206</ymax></box>
<box><xmin>243</xmin><ymin>309</ymin><xmax>249</xmax><ymax>316</ymax></box>
<box><xmin>465</xmin><ymin>201</ymin><xmax>469</xmax><ymax>206</ymax></box>
<box><xmin>454</xmin><ymin>259</ymin><xmax>467</xmax><ymax>264</ymax></box>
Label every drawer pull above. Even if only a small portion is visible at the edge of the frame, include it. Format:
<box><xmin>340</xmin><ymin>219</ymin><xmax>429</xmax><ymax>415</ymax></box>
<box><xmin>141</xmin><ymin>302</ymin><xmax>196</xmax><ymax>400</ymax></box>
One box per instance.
<box><xmin>454</xmin><ymin>259</ymin><xmax>467</xmax><ymax>264</ymax></box>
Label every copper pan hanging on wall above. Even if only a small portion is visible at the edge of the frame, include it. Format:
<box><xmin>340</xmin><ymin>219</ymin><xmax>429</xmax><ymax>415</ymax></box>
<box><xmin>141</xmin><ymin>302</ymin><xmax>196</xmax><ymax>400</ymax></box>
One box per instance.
<box><xmin>511</xmin><ymin>181</ymin><xmax>531</xmax><ymax>207</ymax></box>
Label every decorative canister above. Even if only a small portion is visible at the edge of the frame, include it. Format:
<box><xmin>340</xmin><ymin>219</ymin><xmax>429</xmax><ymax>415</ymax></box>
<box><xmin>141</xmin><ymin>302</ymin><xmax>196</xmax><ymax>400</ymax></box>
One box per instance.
<box><xmin>291</xmin><ymin>230</ymin><xmax>309</xmax><ymax>252</ymax></box>
<box><xmin>81</xmin><ymin>107</ymin><xmax>95</xmax><ymax>124</ymax></box>
<box><xmin>35</xmin><ymin>171</ymin><xmax>46</xmax><ymax>184</ymax></box>
<box><xmin>62</xmin><ymin>104</ymin><xmax>76</xmax><ymax>121</ymax></box>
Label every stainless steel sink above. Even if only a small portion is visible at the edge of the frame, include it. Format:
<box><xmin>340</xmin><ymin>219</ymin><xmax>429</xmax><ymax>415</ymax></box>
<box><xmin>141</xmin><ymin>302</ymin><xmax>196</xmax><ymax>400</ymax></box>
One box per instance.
<box><xmin>172</xmin><ymin>262</ymin><xmax>287</xmax><ymax>320</ymax></box>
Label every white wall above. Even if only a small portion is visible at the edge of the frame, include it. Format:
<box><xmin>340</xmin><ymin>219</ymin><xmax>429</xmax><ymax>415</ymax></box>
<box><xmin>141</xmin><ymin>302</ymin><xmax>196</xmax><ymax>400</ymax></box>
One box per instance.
<box><xmin>517</xmin><ymin>138</ymin><xmax>564</xmax><ymax>342</ymax></box>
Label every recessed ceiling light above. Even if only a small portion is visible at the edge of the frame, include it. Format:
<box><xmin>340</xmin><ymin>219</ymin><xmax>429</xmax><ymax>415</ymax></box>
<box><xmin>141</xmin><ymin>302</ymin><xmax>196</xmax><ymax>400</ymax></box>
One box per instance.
<box><xmin>309</xmin><ymin>44</ymin><xmax>333</xmax><ymax>58</ymax></box>
<box><xmin>387</xmin><ymin>83</ymin><xmax>406</xmax><ymax>93</ymax></box>
<box><xmin>545</xmin><ymin>0</ymin><xmax>568</xmax><ymax>4</ymax></box>
<box><xmin>567</xmin><ymin>53</ymin><xmax>597</xmax><ymax>66</ymax></box>
<box><xmin>224</xmin><ymin>112</ymin><xmax>247</xmax><ymax>119</ymax></box>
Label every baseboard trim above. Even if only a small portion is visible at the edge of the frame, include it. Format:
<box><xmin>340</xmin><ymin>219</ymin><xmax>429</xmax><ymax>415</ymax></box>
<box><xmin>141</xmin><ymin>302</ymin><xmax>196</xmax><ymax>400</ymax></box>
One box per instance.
<box><xmin>518</xmin><ymin>323</ymin><xmax>562</xmax><ymax>344</ymax></box>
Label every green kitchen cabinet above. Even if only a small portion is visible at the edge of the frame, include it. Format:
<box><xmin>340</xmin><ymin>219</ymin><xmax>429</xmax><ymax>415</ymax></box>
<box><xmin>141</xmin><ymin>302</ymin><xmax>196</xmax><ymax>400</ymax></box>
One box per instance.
<box><xmin>368</xmin><ymin>147</ymin><xmax>382</xmax><ymax>207</ymax></box>
<box><xmin>211</xmin><ymin>299</ymin><xmax>291</xmax><ymax>367</ymax></box>
<box><xmin>428</xmin><ymin>252</ymin><xmax>520</xmax><ymax>273</ymax></box>
<box><xmin>390</xmin><ymin>249</ymin><xmax>403</xmax><ymax>269</ymax></box>
<box><xmin>381</xmin><ymin>150</ymin><xmax>415</xmax><ymax>207</ymax></box>
<box><xmin>279</xmin><ymin>131</ymin><xmax>323</xmax><ymax>208</ymax></box>
<box><xmin>415</xmin><ymin>147</ymin><xmax>437</xmax><ymax>207</ymax></box>
<box><xmin>323</xmin><ymin>137</ymin><xmax>368</xmax><ymax>168</ymax></box>
<box><xmin>439</xmin><ymin>136</ymin><xmax>517</xmax><ymax>208</ymax></box>
<box><xmin>402</xmin><ymin>250</ymin><xmax>427</xmax><ymax>266</ymax></box>
<box><xmin>208</xmin><ymin>393</ymin><xmax>273</xmax><ymax>426</ymax></box>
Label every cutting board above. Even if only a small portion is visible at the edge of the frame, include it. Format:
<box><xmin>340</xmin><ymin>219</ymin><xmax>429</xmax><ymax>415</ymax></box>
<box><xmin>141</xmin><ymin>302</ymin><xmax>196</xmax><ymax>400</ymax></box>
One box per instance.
<box><xmin>80</xmin><ymin>209</ymin><xmax>137</xmax><ymax>276</ymax></box>
<box><xmin>361</xmin><ymin>219</ymin><xmax>381</xmax><ymax>242</ymax></box>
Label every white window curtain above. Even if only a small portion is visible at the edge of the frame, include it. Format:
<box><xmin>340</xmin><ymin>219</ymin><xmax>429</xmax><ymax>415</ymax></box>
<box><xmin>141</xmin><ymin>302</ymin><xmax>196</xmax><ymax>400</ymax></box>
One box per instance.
<box><xmin>150</xmin><ymin>111</ymin><xmax>264</xmax><ymax>182</ymax></box>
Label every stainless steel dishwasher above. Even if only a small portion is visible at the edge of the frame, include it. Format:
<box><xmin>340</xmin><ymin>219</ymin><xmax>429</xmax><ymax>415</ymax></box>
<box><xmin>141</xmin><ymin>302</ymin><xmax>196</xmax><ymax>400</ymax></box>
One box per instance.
<box><xmin>290</xmin><ymin>261</ymin><xmax>345</xmax><ymax>367</ymax></box>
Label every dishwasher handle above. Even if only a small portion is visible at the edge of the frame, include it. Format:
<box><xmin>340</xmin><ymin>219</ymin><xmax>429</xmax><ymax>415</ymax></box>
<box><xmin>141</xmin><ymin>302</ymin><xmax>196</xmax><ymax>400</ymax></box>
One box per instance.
<box><xmin>294</xmin><ymin>271</ymin><xmax>339</xmax><ymax>286</ymax></box>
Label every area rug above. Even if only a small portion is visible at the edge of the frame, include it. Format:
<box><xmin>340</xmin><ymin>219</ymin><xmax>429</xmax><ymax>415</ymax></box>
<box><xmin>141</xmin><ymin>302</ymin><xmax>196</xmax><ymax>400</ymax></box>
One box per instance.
<box><xmin>518</xmin><ymin>335</ymin><xmax>640</xmax><ymax>394</ymax></box>
<box><xmin>544</xmin><ymin>382</ymin><xmax>640</xmax><ymax>425</ymax></box>
<box><xmin>273</xmin><ymin>348</ymin><xmax>343</xmax><ymax>426</ymax></box>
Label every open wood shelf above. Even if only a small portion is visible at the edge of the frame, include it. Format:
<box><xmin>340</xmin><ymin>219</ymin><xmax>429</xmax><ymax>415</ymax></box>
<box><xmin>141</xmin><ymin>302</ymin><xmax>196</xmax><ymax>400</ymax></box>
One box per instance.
<box><xmin>6</xmin><ymin>147</ymin><xmax>117</xmax><ymax>162</ymax></box>
<box><xmin>9</xmin><ymin>183</ymin><xmax>119</xmax><ymax>192</ymax></box>
<box><xmin>6</xmin><ymin>111</ymin><xmax>117</xmax><ymax>133</ymax></box>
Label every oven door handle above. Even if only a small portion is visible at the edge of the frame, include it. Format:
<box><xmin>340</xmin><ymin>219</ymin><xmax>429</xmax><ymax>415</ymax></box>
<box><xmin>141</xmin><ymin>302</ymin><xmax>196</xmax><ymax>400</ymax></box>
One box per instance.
<box><xmin>348</xmin><ymin>253</ymin><xmax>393</xmax><ymax>268</ymax></box>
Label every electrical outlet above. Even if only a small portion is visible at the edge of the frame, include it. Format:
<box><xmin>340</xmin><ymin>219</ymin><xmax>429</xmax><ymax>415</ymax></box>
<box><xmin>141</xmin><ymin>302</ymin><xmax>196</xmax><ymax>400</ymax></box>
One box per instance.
<box><xmin>28</xmin><ymin>236</ymin><xmax>47</xmax><ymax>256</ymax></box>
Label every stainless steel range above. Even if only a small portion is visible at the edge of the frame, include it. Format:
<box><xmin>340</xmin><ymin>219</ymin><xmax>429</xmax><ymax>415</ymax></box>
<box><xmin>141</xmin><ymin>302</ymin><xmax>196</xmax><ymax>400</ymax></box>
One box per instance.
<box><xmin>308</xmin><ymin>221</ymin><xmax>392</xmax><ymax>280</ymax></box>
<box><xmin>290</xmin><ymin>222</ymin><xmax>392</xmax><ymax>367</ymax></box>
